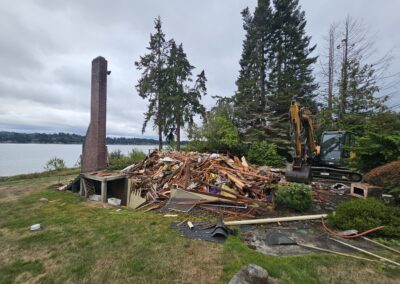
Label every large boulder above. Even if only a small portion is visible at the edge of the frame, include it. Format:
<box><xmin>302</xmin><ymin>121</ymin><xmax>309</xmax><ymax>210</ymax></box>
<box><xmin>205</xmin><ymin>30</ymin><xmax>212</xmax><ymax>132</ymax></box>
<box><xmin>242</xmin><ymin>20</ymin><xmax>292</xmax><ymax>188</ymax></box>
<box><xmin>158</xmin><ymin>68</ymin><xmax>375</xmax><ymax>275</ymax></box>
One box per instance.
<box><xmin>228</xmin><ymin>264</ymin><xmax>277</xmax><ymax>284</ymax></box>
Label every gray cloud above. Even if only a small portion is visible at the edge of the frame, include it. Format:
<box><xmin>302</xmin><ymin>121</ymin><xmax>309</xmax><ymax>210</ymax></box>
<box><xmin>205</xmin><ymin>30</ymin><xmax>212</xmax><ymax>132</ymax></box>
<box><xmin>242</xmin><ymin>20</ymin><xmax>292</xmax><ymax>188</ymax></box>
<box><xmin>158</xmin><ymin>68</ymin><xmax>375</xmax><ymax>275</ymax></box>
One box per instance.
<box><xmin>0</xmin><ymin>0</ymin><xmax>399</xmax><ymax>138</ymax></box>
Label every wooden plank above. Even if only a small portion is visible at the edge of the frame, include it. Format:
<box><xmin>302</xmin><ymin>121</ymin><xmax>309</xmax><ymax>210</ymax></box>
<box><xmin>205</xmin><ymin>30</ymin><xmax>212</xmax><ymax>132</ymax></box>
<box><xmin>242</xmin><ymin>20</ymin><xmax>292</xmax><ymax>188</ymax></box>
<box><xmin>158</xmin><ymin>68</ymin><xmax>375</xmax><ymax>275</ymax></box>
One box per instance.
<box><xmin>361</xmin><ymin>237</ymin><xmax>400</xmax><ymax>254</ymax></box>
<box><xmin>224</xmin><ymin>214</ymin><xmax>328</xmax><ymax>226</ymax></box>
<box><xmin>330</xmin><ymin>238</ymin><xmax>400</xmax><ymax>266</ymax></box>
<box><xmin>298</xmin><ymin>243</ymin><xmax>376</xmax><ymax>262</ymax></box>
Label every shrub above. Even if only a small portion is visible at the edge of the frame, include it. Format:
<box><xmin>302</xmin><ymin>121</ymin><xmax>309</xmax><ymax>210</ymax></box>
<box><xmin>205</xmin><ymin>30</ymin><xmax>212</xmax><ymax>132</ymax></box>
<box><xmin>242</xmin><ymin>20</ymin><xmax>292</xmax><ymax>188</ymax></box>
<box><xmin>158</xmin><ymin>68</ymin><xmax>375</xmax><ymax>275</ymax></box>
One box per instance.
<box><xmin>247</xmin><ymin>141</ymin><xmax>283</xmax><ymax>167</ymax></box>
<box><xmin>349</xmin><ymin>112</ymin><xmax>400</xmax><ymax>172</ymax></box>
<box><xmin>44</xmin><ymin>157</ymin><xmax>66</xmax><ymax>171</ymax></box>
<box><xmin>186</xmin><ymin>114</ymin><xmax>244</xmax><ymax>156</ymax></box>
<box><xmin>275</xmin><ymin>183</ymin><xmax>312</xmax><ymax>212</ymax></box>
<box><xmin>327</xmin><ymin>198</ymin><xmax>400</xmax><ymax>238</ymax></box>
<box><xmin>128</xmin><ymin>149</ymin><xmax>146</xmax><ymax>161</ymax></box>
<box><xmin>107</xmin><ymin>149</ymin><xmax>146</xmax><ymax>170</ymax></box>
<box><xmin>108</xmin><ymin>150</ymin><xmax>123</xmax><ymax>160</ymax></box>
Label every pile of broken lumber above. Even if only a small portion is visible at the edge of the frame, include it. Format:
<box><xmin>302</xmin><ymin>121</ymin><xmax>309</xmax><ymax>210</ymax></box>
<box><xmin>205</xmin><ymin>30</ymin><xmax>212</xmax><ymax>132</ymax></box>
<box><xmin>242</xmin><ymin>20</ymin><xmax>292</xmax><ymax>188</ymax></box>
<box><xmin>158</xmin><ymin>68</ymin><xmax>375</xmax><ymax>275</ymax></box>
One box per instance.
<box><xmin>124</xmin><ymin>151</ymin><xmax>281</xmax><ymax>219</ymax></box>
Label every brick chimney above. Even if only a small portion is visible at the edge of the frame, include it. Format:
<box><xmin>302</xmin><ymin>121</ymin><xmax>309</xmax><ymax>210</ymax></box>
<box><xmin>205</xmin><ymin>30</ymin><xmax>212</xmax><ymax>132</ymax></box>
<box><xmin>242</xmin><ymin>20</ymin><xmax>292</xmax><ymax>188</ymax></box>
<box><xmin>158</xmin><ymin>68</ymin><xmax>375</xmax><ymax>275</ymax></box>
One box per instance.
<box><xmin>81</xmin><ymin>56</ymin><xmax>108</xmax><ymax>173</ymax></box>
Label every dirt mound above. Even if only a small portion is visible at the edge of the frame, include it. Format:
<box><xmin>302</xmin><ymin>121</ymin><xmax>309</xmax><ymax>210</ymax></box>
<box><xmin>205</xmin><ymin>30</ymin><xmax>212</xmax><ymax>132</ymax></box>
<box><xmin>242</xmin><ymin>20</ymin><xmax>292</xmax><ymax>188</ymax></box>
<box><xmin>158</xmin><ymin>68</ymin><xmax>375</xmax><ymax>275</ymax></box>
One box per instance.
<box><xmin>364</xmin><ymin>160</ymin><xmax>400</xmax><ymax>190</ymax></box>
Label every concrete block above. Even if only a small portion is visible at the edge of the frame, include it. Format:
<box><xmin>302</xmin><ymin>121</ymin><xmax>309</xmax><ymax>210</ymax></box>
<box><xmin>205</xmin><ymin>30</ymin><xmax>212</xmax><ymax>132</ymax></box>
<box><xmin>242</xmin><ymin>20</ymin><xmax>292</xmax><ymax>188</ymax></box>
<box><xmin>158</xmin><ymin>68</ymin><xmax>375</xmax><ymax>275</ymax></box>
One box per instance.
<box><xmin>350</xmin><ymin>182</ymin><xmax>383</xmax><ymax>199</ymax></box>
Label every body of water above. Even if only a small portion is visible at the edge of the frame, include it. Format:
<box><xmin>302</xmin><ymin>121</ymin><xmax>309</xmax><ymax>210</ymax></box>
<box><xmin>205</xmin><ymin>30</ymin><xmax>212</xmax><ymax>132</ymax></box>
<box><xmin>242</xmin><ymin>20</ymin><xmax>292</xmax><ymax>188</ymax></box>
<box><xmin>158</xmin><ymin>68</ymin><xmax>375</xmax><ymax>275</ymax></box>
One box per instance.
<box><xmin>0</xmin><ymin>143</ymin><xmax>157</xmax><ymax>177</ymax></box>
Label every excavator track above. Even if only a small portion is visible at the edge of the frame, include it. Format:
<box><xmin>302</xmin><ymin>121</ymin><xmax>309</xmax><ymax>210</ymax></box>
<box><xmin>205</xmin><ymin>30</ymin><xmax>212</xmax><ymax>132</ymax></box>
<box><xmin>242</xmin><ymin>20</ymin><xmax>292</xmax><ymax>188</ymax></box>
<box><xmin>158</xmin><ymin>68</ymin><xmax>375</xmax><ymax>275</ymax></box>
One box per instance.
<box><xmin>311</xmin><ymin>166</ymin><xmax>362</xmax><ymax>183</ymax></box>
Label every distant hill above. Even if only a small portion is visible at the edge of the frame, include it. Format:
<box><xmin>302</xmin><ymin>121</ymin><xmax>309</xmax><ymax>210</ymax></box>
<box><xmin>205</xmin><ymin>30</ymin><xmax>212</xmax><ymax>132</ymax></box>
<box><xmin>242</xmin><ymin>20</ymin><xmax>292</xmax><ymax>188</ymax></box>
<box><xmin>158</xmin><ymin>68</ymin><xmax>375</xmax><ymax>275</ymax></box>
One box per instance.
<box><xmin>0</xmin><ymin>131</ymin><xmax>159</xmax><ymax>145</ymax></box>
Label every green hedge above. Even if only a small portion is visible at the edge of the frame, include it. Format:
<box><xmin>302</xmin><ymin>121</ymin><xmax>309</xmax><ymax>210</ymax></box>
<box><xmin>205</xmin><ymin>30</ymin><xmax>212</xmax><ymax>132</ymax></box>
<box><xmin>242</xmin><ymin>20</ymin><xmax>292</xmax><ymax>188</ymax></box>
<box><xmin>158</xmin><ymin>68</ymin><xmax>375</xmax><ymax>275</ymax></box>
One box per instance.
<box><xmin>328</xmin><ymin>198</ymin><xmax>400</xmax><ymax>238</ymax></box>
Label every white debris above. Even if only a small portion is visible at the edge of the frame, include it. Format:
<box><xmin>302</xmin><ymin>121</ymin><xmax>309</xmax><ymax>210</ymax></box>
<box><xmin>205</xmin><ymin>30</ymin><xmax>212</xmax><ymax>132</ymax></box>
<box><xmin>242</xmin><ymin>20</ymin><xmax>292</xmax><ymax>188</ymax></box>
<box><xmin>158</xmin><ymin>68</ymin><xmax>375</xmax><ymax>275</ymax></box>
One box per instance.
<box><xmin>89</xmin><ymin>194</ymin><xmax>102</xmax><ymax>202</ymax></box>
<box><xmin>107</xmin><ymin>197</ymin><xmax>121</xmax><ymax>206</ymax></box>
<box><xmin>160</xmin><ymin>157</ymin><xmax>175</xmax><ymax>163</ymax></box>
<box><xmin>209</xmin><ymin>153</ymin><xmax>220</xmax><ymax>159</ymax></box>
<box><xmin>30</xmin><ymin>224</ymin><xmax>41</xmax><ymax>231</ymax></box>
<box><xmin>58</xmin><ymin>184</ymin><xmax>68</xmax><ymax>191</ymax></box>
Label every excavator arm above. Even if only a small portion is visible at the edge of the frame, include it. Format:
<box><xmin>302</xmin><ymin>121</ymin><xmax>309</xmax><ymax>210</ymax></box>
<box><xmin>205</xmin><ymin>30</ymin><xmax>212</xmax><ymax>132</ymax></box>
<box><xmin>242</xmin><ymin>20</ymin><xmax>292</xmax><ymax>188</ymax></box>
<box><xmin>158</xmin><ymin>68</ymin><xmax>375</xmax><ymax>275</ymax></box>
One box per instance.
<box><xmin>289</xmin><ymin>101</ymin><xmax>317</xmax><ymax>169</ymax></box>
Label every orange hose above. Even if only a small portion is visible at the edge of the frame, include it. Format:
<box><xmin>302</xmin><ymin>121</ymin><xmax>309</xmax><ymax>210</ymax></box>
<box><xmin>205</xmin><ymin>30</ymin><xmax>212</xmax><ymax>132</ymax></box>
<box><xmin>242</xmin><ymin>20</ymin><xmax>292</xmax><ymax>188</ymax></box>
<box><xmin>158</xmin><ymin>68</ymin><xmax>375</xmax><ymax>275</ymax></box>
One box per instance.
<box><xmin>321</xmin><ymin>219</ymin><xmax>384</xmax><ymax>238</ymax></box>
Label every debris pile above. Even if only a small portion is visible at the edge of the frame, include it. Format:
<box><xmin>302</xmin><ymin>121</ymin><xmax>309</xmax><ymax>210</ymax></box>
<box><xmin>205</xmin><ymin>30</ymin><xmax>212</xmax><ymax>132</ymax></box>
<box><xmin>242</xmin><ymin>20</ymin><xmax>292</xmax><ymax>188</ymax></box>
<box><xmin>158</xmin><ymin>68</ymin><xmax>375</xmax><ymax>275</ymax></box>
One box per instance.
<box><xmin>364</xmin><ymin>160</ymin><xmax>400</xmax><ymax>190</ymax></box>
<box><xmin>125</xmin><ymin>151</ymin><xmax>281</xmax><ymax>218</ymax></box>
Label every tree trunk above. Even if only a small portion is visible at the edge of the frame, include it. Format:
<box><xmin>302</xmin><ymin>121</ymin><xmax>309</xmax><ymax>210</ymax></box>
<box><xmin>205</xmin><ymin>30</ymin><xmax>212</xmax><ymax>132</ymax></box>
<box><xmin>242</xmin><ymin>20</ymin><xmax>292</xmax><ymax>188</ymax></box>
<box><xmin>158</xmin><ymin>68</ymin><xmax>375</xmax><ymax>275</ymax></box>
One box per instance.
<box><xmin>158</xmin><ymin>124</ymin><xmax>163</xmax><ymax>151</ymax></box>
<box><xmin>327</xmin><ymin>24</ymin><xmax>335</xmax><ymax>114</ymax></box>
<box><xmin>339</xmin><ymin>17</ymin><xmax>349</xmax><ymax>120</ymax></box>
<box><xmin>176</xmin><ymin>120</ymin><xmax>181</xmax><ymax>151</ymax></box>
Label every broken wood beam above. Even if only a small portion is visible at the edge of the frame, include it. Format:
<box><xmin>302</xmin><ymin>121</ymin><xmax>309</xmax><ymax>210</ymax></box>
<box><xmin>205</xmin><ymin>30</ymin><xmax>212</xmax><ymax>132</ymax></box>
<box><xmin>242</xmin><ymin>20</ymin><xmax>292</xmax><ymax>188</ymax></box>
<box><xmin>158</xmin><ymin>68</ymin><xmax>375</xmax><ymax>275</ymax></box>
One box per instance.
<box><xmin>199</xmin><ymin>206</ymin><xmax>256</xmax><ymax>219</ymax></box>
<box><xmin>218</xmin><ymin>169</ymin><xmax>247</xmax><ymax>190</ymax></box>
<box><xmin>216</xmin><ymin>165</ymin><xmax>270</xmax><ymax>180</ymax></box>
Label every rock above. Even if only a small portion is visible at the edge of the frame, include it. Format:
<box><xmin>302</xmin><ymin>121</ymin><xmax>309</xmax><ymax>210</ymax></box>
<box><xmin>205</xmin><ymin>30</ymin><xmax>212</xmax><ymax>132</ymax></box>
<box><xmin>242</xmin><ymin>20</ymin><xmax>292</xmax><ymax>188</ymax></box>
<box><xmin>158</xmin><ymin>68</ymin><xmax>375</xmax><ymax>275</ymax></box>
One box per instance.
<box><xmin>229</xmin><ymin>264</ymin><xmax>276</xmax><ymax>284</ymax></box>
<box><xmin>39</xmin><ymin>198</ymin><xmax>48</xmax><ymax>203</ymax></box>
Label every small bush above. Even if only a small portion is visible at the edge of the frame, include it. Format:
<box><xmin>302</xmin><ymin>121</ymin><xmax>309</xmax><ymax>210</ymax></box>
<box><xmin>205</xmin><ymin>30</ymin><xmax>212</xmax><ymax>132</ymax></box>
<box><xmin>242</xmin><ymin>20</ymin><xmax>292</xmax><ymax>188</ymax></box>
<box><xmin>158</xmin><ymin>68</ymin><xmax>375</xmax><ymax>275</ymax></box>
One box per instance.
<box><xmin>108</xmin><ymin>149</ymin><xmax>146</xmax><ymax>170</ymax></box>
<box><xmin>108</xmin><ymin>150</ymin><xmax>124</xmax><ymax>160</ymax></box>
<box><xmin>328</xmin><ymin>198</ymin><xmax>400</xmax><ymax>238</ymax></box>
<box><xmin>275</xmin><ymin>183</ymin><xmax>313</xmax><ymax>212</ymax></box>
<box><xmin>128</xmin><ymin>149</ymin><xmax>146</xmax><ymax>161</ymax></box>
<box><xmin>44</xmin><ymin>157</ymin><xmax>66</xmax><ymax>171</ymax></box>
<box><xmin>247</xmin><ymin>141</ymin><xmax>282</xmax><ymax>167</ymax></box>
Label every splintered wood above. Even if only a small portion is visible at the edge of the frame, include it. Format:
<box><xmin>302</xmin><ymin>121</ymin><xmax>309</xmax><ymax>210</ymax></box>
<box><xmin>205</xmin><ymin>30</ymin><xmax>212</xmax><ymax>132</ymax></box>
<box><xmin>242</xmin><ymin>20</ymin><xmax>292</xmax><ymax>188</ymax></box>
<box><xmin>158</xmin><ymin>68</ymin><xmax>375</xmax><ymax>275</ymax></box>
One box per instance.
<box><xmin>125</xmin><ymin>151</ymin><xmax>281</xmax><ymax>216</ymax></box>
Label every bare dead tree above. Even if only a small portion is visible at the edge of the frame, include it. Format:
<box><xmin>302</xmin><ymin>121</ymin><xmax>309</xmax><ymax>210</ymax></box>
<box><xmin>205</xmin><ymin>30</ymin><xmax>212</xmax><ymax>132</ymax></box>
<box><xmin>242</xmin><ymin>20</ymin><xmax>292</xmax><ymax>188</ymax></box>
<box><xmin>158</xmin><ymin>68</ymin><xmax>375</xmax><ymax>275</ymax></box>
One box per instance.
<box><xmin>317</xmin><ymin>23</ymin><xmax>339</xmax><ymax>126</ymax></box>
<box><xmin>334</xmin><ymin>16</ymin><xmax>399</xmax><ymax>117</ymax></box>
<box><xmin>327</xmin><ymin>24</ymin><xmax>336</xmax><ymax>112</ymax></box>
<box><xmin>338</xmin><ymin>17</ymin><xmax>349</xmax><ymax>118</ymax></box>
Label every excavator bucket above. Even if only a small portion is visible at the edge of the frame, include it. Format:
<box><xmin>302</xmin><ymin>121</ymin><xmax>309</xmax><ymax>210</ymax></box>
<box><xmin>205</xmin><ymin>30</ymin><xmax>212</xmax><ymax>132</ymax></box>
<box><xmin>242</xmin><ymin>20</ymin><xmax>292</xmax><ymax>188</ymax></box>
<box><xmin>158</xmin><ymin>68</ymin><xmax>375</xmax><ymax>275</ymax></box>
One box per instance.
<box><xmin>285</xmin><ymin>165</ymin><xmax>312</xmax><ymax>184</ymax></box>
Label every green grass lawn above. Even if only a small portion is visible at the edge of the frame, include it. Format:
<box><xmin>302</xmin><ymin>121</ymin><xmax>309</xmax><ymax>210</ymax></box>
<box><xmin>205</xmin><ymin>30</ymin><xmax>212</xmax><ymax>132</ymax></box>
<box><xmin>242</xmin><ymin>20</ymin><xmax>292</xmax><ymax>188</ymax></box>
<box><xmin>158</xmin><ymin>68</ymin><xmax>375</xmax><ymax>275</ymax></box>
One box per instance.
<box><xmin>0</xmin><ymin>175</ymin><xmax>399</xmax><ymax>283</ymax></box>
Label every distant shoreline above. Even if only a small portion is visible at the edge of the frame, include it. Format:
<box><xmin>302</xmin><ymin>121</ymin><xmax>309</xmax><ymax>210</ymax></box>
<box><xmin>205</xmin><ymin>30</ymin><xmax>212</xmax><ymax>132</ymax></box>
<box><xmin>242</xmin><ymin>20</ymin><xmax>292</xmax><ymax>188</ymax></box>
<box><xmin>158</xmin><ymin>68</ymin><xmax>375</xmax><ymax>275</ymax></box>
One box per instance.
<box><xmin>0</xmin><ymin>131</ymin><xmax>160</xmax><ymax>145</ymax></box>
<box><xmin>0</xmin><ymin>142</ymin><xmax>158</xmax><ymax>145</ymax></box>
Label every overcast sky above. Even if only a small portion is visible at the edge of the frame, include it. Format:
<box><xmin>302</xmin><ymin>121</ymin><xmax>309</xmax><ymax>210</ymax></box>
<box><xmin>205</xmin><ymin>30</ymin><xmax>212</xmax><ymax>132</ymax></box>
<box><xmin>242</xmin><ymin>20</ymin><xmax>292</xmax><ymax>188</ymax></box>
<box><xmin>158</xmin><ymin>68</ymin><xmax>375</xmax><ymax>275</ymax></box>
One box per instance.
<box><xmin>0</xmin><ymin>0</ymin><xmax>399</xmax><ymax>138</ymax></box>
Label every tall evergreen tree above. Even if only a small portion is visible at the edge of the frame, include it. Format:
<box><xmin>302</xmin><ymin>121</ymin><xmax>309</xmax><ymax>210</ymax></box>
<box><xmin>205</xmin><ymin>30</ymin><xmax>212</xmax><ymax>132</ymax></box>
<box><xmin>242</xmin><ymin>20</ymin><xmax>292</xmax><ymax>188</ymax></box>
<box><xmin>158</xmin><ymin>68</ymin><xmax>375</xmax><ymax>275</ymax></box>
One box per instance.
<box><xmin>135</xmin><ymin>17</ymin><xmax>169</xmax><ymax>150</ymax></box>
<box><xmin>234</xmin><ymin>0</ymin><xmax>317</xmax><ymax>153</ymax></box>
<box><xmin>234</xmin><ymin>0</ymin><xmax>273</xmax><ymax>141</ymax></box>
<box><xmin>268</xmin><ymin>0</ymin><xmax>318</xmax><ymax>149</ymax></box>
<box><xmin>164</xmin><ymin>41</ymin><xmax>207</xmax><ymax>151</ymax></box>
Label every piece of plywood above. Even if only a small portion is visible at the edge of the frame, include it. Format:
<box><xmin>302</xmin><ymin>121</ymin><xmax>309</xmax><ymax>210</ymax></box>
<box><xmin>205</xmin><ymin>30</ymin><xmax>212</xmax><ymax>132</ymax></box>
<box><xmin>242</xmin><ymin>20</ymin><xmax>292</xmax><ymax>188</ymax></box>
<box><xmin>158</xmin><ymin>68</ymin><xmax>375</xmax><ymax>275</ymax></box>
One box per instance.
<box><xmin>164</xmin><ymin>188</ymin><xmax>203</xmax><ymax>212</ymax></box>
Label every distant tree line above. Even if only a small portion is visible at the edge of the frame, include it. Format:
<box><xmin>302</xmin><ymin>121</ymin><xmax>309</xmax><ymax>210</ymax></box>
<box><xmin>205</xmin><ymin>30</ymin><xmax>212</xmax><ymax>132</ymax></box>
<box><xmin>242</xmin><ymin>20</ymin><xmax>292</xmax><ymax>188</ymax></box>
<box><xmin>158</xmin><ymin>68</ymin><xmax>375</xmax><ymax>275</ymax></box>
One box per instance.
<box><xmin>0</xmin><ymin>131</ymin><xmax>161</xmax><ymax>145</ymax></box>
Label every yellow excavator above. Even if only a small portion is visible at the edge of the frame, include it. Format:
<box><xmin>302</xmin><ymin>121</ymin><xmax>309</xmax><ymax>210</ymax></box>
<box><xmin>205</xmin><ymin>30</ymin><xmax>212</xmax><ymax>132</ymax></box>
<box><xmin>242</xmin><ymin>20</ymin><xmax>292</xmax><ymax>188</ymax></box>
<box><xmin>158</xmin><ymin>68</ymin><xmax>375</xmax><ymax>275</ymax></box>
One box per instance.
<box><xmin>285</xmin><ymin>101</ymin><xmax>362</xmax><ymax>183</ymax></box>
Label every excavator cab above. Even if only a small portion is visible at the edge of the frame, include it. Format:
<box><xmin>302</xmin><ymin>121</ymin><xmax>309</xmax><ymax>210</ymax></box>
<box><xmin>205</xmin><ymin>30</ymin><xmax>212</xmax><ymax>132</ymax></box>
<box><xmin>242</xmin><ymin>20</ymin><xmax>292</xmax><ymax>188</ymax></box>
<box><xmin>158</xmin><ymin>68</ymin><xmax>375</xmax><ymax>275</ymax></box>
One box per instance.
<box><xmin>319</xmin><ymin>131</ymin><xmax>355</xmax><ymax>168</ymax></box>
